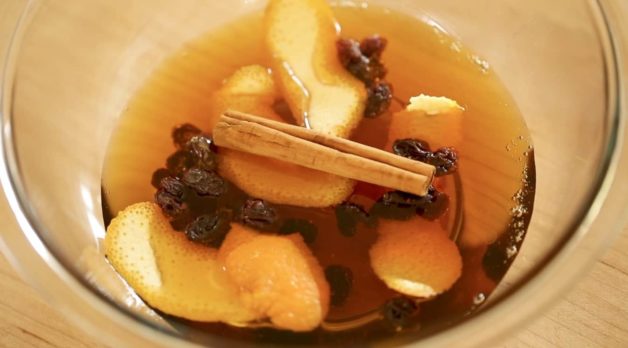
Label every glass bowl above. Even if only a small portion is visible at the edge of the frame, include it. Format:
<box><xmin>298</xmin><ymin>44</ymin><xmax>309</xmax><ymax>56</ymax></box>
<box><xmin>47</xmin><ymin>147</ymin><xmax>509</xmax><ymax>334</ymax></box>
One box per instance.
<box><xmin>1</xmin><ymin>0</ymin><xmax>626</xmax><ymax>347</ymax></box>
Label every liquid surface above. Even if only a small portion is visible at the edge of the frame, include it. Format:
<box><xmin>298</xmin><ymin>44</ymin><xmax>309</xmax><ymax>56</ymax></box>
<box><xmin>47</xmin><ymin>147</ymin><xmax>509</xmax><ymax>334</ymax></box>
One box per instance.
<box><xmin>102</xmin><ymin>4</ymin><xmax>535</xmax><ymax>345</ymax></box>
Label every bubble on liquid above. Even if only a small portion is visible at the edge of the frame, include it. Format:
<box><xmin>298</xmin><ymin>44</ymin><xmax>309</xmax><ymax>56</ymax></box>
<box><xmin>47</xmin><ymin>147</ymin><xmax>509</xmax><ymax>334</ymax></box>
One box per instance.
<box><xmin>522</xmin><ymin>167</ymin><xmax>530</xmax><ymax>182</ymax></box>
<box><xmin>471</xmin><ymin>55</ymin><xmax>490</xmax><ymax>73</ymax></box>
<box><xmin>506</xmin><ymin>245</ymin><xmax>518</xmax><ymax>259</ymax></box>
<box><xmin>473</xmin><ymin>293</ymin><xmax>486</xmax><ymax>305</ymax></box>
<box><xmin>514</xmin><ymin>228</ymin><xmax>525</xmax><ymax>243</ymax></box>
<box><xmin>511</xmin><ymin>204</ymin><xmax>528</xmax><ymax>218</ymax></box>
<box><xmin>512</xmin><ymin>189</ymin><xmax>524</xmax><ymax>202</ymax></box>
<box><xmin>450</xmin><ymin>41</ymin><xmax>462</xmax><ymax>53</ymax></box>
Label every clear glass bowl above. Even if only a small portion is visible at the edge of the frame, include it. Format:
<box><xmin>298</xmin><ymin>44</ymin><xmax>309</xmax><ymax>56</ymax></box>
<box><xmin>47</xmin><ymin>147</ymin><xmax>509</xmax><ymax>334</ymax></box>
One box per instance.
<box><xmin>1</xmin><ymin>0</ymin><xmax>627</xmax><ymax>347</ymax></box>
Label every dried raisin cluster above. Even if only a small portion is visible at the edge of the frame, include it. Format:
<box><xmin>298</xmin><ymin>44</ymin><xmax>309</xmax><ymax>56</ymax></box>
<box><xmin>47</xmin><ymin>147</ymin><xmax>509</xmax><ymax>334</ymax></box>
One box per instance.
<box><xmin>352</xmin><ymin>138</ymin><xmax>458</xmax><ymax>223</ymax></box>
<box><xmin>154</xmin><ymin>125</ymin><xmax>232</xmax><ymax>245</ymax></box>
<box><xmin>154</xmin><ymin>123</ymin><xmax>321</xmax><ymax>248</ymax></box>
<box><xmin>337</xmin><ymin>35</ymin><xmax>393</xmax><ymax>118</ymax></box>
<box><xmin>393</xmin><ymin>139</ymin><xmax>458</xmax><ymax>176</ymax></box>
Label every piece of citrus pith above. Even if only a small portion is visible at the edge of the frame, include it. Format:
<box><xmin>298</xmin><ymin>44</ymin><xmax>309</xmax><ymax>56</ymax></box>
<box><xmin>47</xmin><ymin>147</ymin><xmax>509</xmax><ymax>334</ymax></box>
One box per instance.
<box><xmin>219</xmin><ymin>224</ymin><xmax>330</xmax><ymax>332</ymax></box>
<box><xmin>104</xmin><ymin>202</ymin><xmax>257</xmax><ymax>323</ymax></box>
<box><xmin>265</xmin><ymin>0</ymin><xmax>366</xmax><ymax>138</ymax></box>
<box><xmin>387</xmin><ymin>94</ymin><xmax>464</xmax><ymax>151</ymax></box>
<box><xmin>370</xmin><ymin>217</ymin><xmax>462</xmax><ymax>298</ymax></box>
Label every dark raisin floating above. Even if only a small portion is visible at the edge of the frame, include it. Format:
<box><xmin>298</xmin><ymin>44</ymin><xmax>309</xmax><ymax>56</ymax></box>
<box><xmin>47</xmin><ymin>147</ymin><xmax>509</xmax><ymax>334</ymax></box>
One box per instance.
<box><xmin>382</xmin><ymin>297</ymin><xmax>420</xmax><ymax>330</ymax></box>
<box><xmin>166</xmin><ymin>150</ymin><xmax>196</xmax><ymax>177</ymax></box>
<box><xmin>186</xmin><ymin>135</ymin><xmax>217</xmax><ymax>171</ymax></box>
<box><xmin>182</xmin><ymin>168</ymin><xmax>226</xmax><ymax>197</ymax></box>
<box><xmin>337</xmin><ymin>37</ymin><xmax>387</xmax><ymax>84</ymax></box>
<box><xmin>151</xmin><ymin>168</ymin><xmax>172</xmax><ymax>189</ymax></box>
<box><xmin>393</xmin><ymin>138</ymin><xmax>459</xmax><ymax>176</ymax></box>
<box><xmin>337</xmin><ymin>35</ymin><xmax>392</xmax><ymax>118</ymax></box>
<box><xmin>172</xmin><ymin>123</ymin><xmax>202</xmax><ymax>149</ymax></box>
<box><xmin>364</xmin><ymin>81</ymin><xmax>393</xmax><ymax>118</ymax></box>
<box><xmin>160</xmin><ymin>176</ymin><xmax>187</xmax><ymax>199</ymax></box>
<box><xmin>336</xmin><ymin>38</ymin><xmax>364</xmax><ymax>70</ymax></box>
<box><xmin>360</xmin><ymin>35</ymin><xmax>388</xmax><ymax>59</ymax></box>
<box><xmin>240</xmin><ymin>198</ymin><xmax>279</xmax><ymax>231</ymax></box>
<box><xmin>155</xmin><ymin>188</ymin><xmax>187</xmax><ymax>218</ymax></box>
<box><xmin>370</xmin><ymin>187</ymin><xmax>449</xmax><ymax>221</ymax></box>
<box><xmin>184</xmin><ymin>210</ymin><xmax>232</xmax><ymax>248</ymax></box>
<box><xmin>369</xmin><ymin>195</ymin><xmax>417</xmax><ymax>221</ymax></box>
<box><xmin>416</xmin><ymin>187</ymin><xmax>449</xmax><ymax>220</ymax></box>
<box><xmin>324</xmin><ymin>265</ymin><xmax>354</xmax><ymax>307</ymax></box>
<box><xmin>430</xmin><ymin>147</ymin><xmax>458</xmax><ymax>176</ymax></box>
<box><xmin>335</xmin><ymin>202</ymin><xmax>370</xmax><ymax>237</ymax></box>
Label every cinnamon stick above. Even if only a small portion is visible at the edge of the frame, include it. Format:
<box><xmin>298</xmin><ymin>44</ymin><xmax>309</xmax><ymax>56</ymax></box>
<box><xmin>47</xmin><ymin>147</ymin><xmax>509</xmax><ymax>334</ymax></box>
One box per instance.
<box><xmin>213</xmin><ymin>111</ymin><xmax>435</xmax><ymax>196</ymax></box>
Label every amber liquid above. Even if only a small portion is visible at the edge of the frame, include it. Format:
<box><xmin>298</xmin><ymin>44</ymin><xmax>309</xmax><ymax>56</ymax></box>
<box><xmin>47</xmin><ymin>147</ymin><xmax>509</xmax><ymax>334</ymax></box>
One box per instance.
<box><xmin>102</xmin><ymin>4</ymin><xmax>535</xmax><ymax>345</ymax></box>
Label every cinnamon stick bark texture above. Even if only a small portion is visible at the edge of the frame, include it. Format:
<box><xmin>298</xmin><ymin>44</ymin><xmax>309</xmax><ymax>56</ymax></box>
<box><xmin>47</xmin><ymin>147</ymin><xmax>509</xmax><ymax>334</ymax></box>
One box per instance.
<box><xmin>213</xmin><ymin>111</ymin><xmax>435</xmax><ymax>196</ymax></box>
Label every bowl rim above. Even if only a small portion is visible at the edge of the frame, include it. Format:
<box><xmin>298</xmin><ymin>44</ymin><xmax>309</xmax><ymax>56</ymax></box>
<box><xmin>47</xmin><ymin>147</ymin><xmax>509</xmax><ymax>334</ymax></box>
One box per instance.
<box><xmin>1</xmin><ymin>0</ymin><xmax>627</xmax><ymax>347</ymax></box>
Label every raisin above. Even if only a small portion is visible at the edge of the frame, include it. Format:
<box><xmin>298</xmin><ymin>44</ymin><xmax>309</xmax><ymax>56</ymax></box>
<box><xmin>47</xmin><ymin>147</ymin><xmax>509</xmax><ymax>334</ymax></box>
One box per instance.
<box><xmin>370</xmin><ymin>188</ymin><xmax>449</xmax><ymax>221</ymax></box>
<box><xmin>369</xmin><ymin>200</ymin><xmax>416</xmax><ymax>221</ymax></box>
<box><xmin>240</xmin><ymin>199</ymin><xmax>279</xmax><ymax>231</ymax></box>
<box><xmin>381</xmin><ymin>190</ymin><xmax>423</xmax><ymax>207</ymax></box>
<box><xmin>325</xmin><ymin>265</ymin><xmax>353</xmax><ymax>307</ymax></box>
<box><xmin>159</xmin><ymin>176</ymin><xmax>187</xmax><ymax>200</ymax></box>
<box><xmin>279</xmin><ymin>219</ymin><xmax>318</xmax><ymax>244</ymax></box>
<box><xmin>364</xmin><ymin>81</ymin><xmax>393</xmax><ymax>118</ymax></box>
<box><xmin>151</xmin><ymin>168</ymin><xmax>171</xmax><ymax>189</ymax></box>
<box><xmin>338</xmin><ymin>35</ymin><xmax>392</xmax><ymax>118</ymax></box>
<box><xmin>417</xmin><ymin>188</ymin><xmax>449</xmax><ymax>220</ymax></box>
<box><xmin>184</xmin><ymin>211</ymin><xmax>231</xmax><ymax>248</ymax></box>
<box><xmin>337</xmin><ymin>38</ymin><xmax>387</xmax><ymax>84</ymax></box>
<box><xmin>155</xmin><ymin>189</ymin><xmax>186</xmax><ymax>218</ymax></box>
<box><xmin>172</xmin><ymin>123</ymin><xmax>202</xmax><ymax>149</ymax></box>
<box><xmin>166</xmin><ymin>150</ymin><xmax>196</xmax><ymax>177</ymax></box>
<box><xmin>335</xmin><ymin>202</ymin><xmax>370</xmax><ymax>237</ymax></box>
<box><xmin>336</xmin><ymin>38</ymin><xmax>363</xmax><ymax>67</ymax></box>
<box><xmin>393</xmin><ymin>139</ymin><xmax>458</xmax><ymax>176</ymax></box>
<box><xmin>352</xmin><ymin>59</ymin><xmax>387</xmax><ymax>85</ymax></box>
<box><xmin>382</xmin><ymin>297</ymin><xmax>419</xmax><ymax>329</ymax></box>
<box><xmin>482</xmin><ymin>240</ymin><xmax>510</xmax><ymax>282</ymax></box>
<box><xmin>186</xmin><ymin>135</ymin><xmax>217</xmax><ymax>171</ymax></box>
<box><xmin>393</xmin><ymin>138</ymin><xmax>431</xmax><ymax>162</ymax></box>
<box><xmin>360</xmin><ymin>35</ymin><xmax>387</xmax><ymax>59</ymax></box>
<box><xmin>431</xmin><ymin>147</ymin><xmax>458</xmax><ymax>176</ymax></box>
<box><xmin>181</xmin><ymin>168</ymin><xmax>226</xmax><ymax>197</ymax></box>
